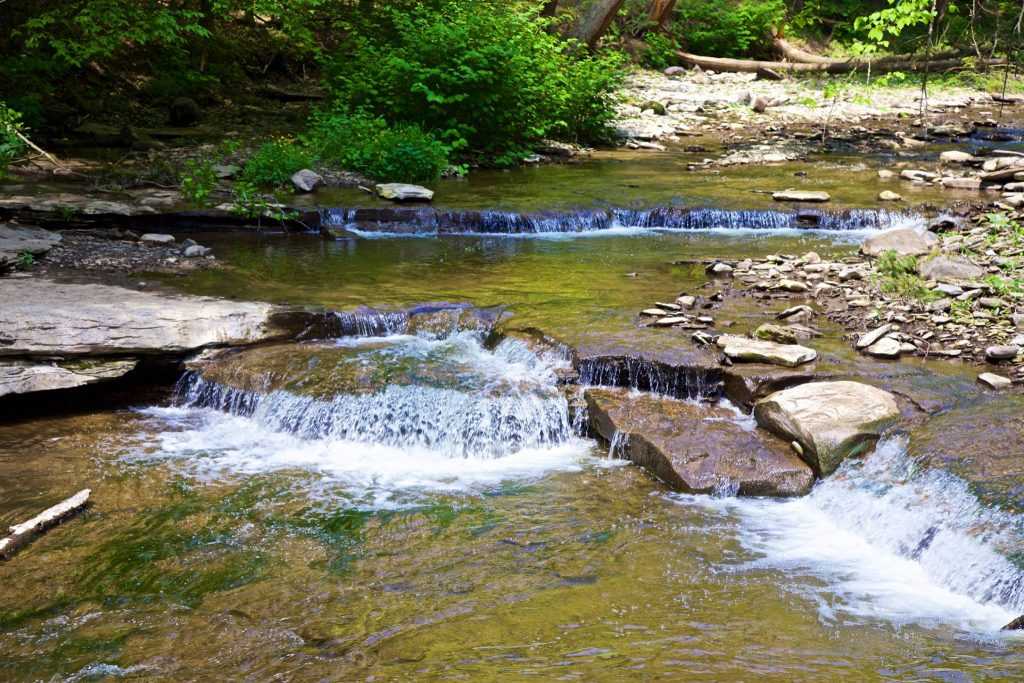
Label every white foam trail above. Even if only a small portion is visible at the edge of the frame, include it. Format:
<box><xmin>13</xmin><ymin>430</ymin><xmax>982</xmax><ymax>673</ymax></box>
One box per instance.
<box><xmin>671</xmin><ymin>437</ymin><xmax>1023</xmax><ymax>633</ymax></box>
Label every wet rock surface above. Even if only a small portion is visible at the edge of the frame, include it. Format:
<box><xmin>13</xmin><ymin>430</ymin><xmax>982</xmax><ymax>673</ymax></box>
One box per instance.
<box><xmin>585</xmin><ymin>387</ymin><xmax>814</xmax><ymax>497</ymax></box>
<box><xmin>0</xmin><ymin>359</ymin><xmax>138</xmax><ymax>398</ymax></box>
<box><xmin>754</xmin><ymin>380</ymin><xmax>901</xmax><ymax>475</ymax></box>
<box><xmin>0</xmin><ymin>225</ymin><xmax>62</xmax><ymax>269</ymax></box>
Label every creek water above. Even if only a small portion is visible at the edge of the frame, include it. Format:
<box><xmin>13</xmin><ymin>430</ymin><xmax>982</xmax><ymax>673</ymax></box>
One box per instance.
<box><xmin>3</xmin><ymin>156</ymin><xmax>1024</xmax><ymax>680</ymax></box>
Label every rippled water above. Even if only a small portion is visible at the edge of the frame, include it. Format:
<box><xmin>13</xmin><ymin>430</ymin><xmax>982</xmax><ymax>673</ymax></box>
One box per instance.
<box><xmin>3</xmin><ymin>217</ymin><xmax>1024</xmax><ymax>679</ymax></box>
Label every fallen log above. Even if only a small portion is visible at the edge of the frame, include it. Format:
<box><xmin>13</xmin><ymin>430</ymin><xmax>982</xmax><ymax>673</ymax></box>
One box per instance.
<box><xmin>0</xmin><ymin>489</ymin><xmax>91</xmax><ymax>560</ymax></box>
<box><xmin>677</xmin><ymin>50</ymin><xmax>1004</xmax><ymax>75</ymax></box>
<box><xmin>772</xmin><ymin>35</ymin><xmax>964</xmax><ymax>67</ymax></box>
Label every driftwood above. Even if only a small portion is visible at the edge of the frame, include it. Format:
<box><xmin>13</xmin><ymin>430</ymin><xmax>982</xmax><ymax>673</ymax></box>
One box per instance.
<box><xmin>772</xmin><ymin>35</ymin><xmax>964</xmax><ymax>67</ymax></box>
<box><xmin>0</xmin><ymin>489</ymin><xmax>91</xmax><ymax>560</ymax></box>
<box><xmin>677</xmin><ymin>50</ymin><xmax>1004</xmax><ymax>75</ymax></box>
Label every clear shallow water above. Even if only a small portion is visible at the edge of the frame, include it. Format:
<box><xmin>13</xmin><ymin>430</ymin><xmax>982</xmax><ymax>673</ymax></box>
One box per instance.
<box><xmin>3</xmin><ymin>220</ymin><xmax>1024</xmax><ymax>679</ymax></box>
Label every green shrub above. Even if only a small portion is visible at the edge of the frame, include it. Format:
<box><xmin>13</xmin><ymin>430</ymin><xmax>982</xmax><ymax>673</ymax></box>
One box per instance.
<box><xmin>0</xmin><ymin>102</ymin><xmax>26</xmax><ymax>179</ymax></box>
<box><xmin>179</xmin><ymin>157</ymin><xmax>217</xmax><ymax>207</ymax></box>
<box><xmin>322</xmin><ymin>2</ymin><xmax>623</xmax><ymax>156</ymax></box>
<box><xmin>241</xmin><ymin>138</ymin><xmax>314</xmax><ymax>187</ymax></box>
<box><xmin>876</xmin><ymin>249</ymin><xmax>919</xmax><ymax>277</ymax></box>
<box><xmin>641</xmin><ymin>33</ymin><xmax>680</xmax><ymax>71</ymax></box>
<box><xmin>306</xmin><ymin>111</ymin><xmax>449</xmax><ymax>184</ymax></box>
<box><xmin>671</xmin><ymin>0</ymin><xmax>786</xmax><ymax>58</ymax></box>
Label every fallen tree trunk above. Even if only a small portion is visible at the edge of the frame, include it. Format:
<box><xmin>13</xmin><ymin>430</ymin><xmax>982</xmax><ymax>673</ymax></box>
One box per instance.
<box><xmin>0</xmin><ymin>489</ymin><xmax>91</xmax><ymax>560</ymax></box>
<box><xmin>772</xmin><ymin>35</ymin><xmax>964</xmax><ymax>66</ymax></box>
<box><xmin>677</xmin><ymin>50</ymin><xmax>1004</xmax><ymax>75</ymax></box>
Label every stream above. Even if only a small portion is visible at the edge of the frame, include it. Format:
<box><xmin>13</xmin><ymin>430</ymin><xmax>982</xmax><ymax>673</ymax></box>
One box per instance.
<box><xmin>2</xmin><ymin>154</ymin><xmax>1024</xmax><ymax>680</ymax></box>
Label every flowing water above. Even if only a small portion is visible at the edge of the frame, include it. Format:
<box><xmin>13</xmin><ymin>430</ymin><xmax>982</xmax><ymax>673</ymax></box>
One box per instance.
<box><xmin>3</xmin><ymin>156</ymin><xmax>1024</xmax><ymax>680</ymax></box>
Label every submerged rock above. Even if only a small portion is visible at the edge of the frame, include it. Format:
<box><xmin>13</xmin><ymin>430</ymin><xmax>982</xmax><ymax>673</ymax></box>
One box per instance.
<box><xmin>716</xmin><ymin>335</ymin><xmax>817</xmax><ymax>368</ymax></box>
<box><xmin>754</xmin><ymin>381</ymin><xmax>900</xmax><ymax>475</ymax></box>
<box><xmin>861</xmin><ymin>228</ymin><xmax>936</xmax><ymax>257</ymax></box>
<box><xmin>585</xmin><ymin>387</ymin><xmax>814</xmax><ymax>497</ymax></box>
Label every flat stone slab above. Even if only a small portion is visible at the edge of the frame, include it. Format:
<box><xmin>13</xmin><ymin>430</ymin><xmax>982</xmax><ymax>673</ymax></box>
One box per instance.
<box><xmin>861</xmin><ymin>227</ymin><xmax>936</xmax><ymax>257</ymax></box>
<box><xmin>0</xmin><ymin>278</ymin><xmax>298</xmax><ymax>357</ymax></box>
<box><xmin>376</xmin><ymin>183</ymin><xmax>434</xmax><ymax>202</ymax></box>
<box><xmin>0</xmin><ymin>225</ymin><xmax>62</xmax><ymax>267</ymax></box>
<box><xmin>585</xmin><ymin>387</ymin><xmax>814</xmax><ymax>497</ymax></box>
<box><xmin>754</xmin><ymin>380</ymin><xmax>900</xmax><ymax>476</ymax></box>
<box><xmin>0</xmin><ymin>359</ymin><xmax>137</xmax><ymax>398</ymax></box>
<box><xmin>717</xmin><ymin>335</ymin><xmax>817</xmax><ymax>368</ymax></box>
<box><xmin>772</xmin><ymin>190</ymin><xmax>831</xmax><ymax>203</ymax></box>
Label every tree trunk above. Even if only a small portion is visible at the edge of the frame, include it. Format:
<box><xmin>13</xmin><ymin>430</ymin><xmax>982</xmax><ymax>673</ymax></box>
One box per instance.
<box><xmin>773</xmin><ymin>35</ymin><xmax>963</xmax><ymax>66</ymax></box>
<box><xmin>571</xmin><ymin>0</ymin><xmax>625</xmax><ymax>48</ymax></box>
<box><xmin>647</xmin><ymin>0</ymin><xmax>677</xmax><ymax>31</ymax></box>
<box><xmin>677</xmin><ymin>50</ymin><xmax>1003</xmax><ymax>75</ymax></box>
<box><xmin>541</xmin><ymin>1</ymin><xmax>559</xmax><ymax>17</ymax></box>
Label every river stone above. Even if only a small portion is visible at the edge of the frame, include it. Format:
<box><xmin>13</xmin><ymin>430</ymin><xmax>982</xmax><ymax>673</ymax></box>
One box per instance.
<box><xmin>940</xmin><ymin>150</ymin><xmax>975</xmax><ymax>165</ymax></box>
<box><xmin>908</xmin><ymin>395</ymin><xmax>1024</xmax><ymax>512</ymax></box>
<box><xmin>919</xmin><ymin>255</ymin><xmax>985</xmax><ymax>282</ymax></box>
<box><xmin>772</xmin><ymin>190</ymin><xmax>831</xmax><ymax>203</ymax></box>
<box><xmin>291</xmin><ymin>169</ymin><xmax>323</xmax><ymax>193</ymax></box>
<box><xmin>376</xmin><ymin>183</ymin><xmax>434</xmax><ymax>202</ymax></box>
<box><xmin>0</xmin><ymin>225</ymin><xmax>62</xmax><ymax>268</ymax></box>
<box><xmin>986</xmin><ymin>345</ymin><xmax>1020</xmax><ymax>361</ymax></box>
<box><xmin>722</xmin><ymin>365</ymin><xmax>828</xmax><ymax>408</ymax></box>
<box><xmin>978</xmin><ymin>372</ymin><xmax>1012</xmax><ymax>390</ymax></box>
<box><xmin>940</xmin><ymin>176</ymin><xmax>982</xmax><ymax>190</ymax></box>
<box><xmin>0</xmin><ymin>359</ymin><xmax>138</xmax><ymax>399</ymax></box>
<box><xmin>857</xmin><ymin>324</ymin><xmax>894</xmax><ymax>350</ymax></box>
<box><xmin>140</xmin><ymin>233</ymin><xmax>175</xmax><ymax>245</ymax></box>
<box><xmin>754</xmin><ymin>323</ymin><xmax>798</xmax><ymax>345</ymax></box>
<box><xmin>183</xmin><ymin>244</ymin><xmax>212</xmax><ymax>258</ymax></box>
<box><xmin>585</xmin><ymin>388</ymin><xmax>814</xmax><ymax>497</ymax></box>
<box><xmin>861</xmin><ymin>228</ymin><xmax>936</xmax><ymax>257</ymax></box>
<box><xmin>717</xmin><ymin>335</ymin><xmax>817</xmax><ymax>368</ymax></box>
<box><xmin>877</xmin><ymin>190</ymin><xmax>903</xmax><ymax>202</ymax></box>
<box><xmin>0</xmin><ymin>278</ymin><xmax>303</xmax><ymax>356</ymax></box>
<box><xmin>866</xmin><ymin>337</ymin><xmax>902</xmax><ymax>358</ymax></box>
<box><xmin>754</xmin><ymin>381</ymin><xmax>900</xmax><ymax>476</ymax></box>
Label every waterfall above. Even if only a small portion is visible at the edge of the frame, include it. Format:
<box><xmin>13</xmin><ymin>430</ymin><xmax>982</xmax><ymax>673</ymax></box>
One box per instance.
<box><xmin>576</xmin><ymin>356</ymin><xmax>722</xmax><ymax>400</ymax></box>
<box><xmin>320</xmin><ymin>206</ymin><xmax>926</xmax><ymax>236</ymax></box>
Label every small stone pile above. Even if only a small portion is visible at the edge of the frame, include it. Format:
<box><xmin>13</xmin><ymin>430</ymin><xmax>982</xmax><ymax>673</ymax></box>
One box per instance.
<box><xmin>881</xmin><ymin>151</ymin><xmax>1024</xmax><ymax>206</ymax></box>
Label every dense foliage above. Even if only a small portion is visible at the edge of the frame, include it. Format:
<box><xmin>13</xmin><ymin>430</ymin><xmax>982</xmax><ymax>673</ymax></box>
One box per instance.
<box><xmin>241</xmin><ymin>138</ymin><xmax>315</xmax><ymax>187</ymax></box>
<box><xmin>0</xmin><ymin>103</ymin><xmax>26</xmax><ymax>179</ymax></box>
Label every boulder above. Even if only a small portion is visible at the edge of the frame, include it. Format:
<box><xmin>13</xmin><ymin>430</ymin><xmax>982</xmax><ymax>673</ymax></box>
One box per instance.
<box><xmin>717</xmin><ymin>335</ymin><xmax>817</xmax><ymax>368</ymax></box>
<box><xmin>290</xmin><ymin>169</ymin><xmax>323</xmax><ymax>193</ymax></box>
<box><xmin>877</xmin><ymin>190</ymin><xmax>903</xmax><ymax>202</ymax></box>
<box><xmin>0</xmin><ymin>225</ymin><xmax>61</xmax><ymax>268</ymax></box>
<box><xmin>986</xmin><ymin>345</ymin><xmax>1019</xmax><ymax>362</ymax></box>
<box><xmin>772</xmin><ymin>190</ymin><xmax>831</xmax><ymax>203</ymax></box>
<box><xmin>722</xmin><ymin>365</ymin><xmax>827</xmax><ymax>408</ymax></box>
<box><xmin>183</xmin><ymin>244</ymin><xmax>212</xmax><ymax>258</ymax></box>
<box><xmin>861</xmin><ymin>228</ymin><xmax>936</xmax><ymax>257</ymax></box>
<box><xmin>919</xmin><ymin>255</ymin><xmax>985</xmax><ymax>282</ymax></box>
<box><xmin>940</xmin><ymin>150</ymin><xmax>975</xmax><ymax>165</ymax></box>
<box><xmin>0</xmin><ymin>278</ymin><xmax>304</xmax><ymax>357</ymax></box>
<box><xmin>0</xmin><ymin>359</ymin><xmax>138</xmax><ymax>399</ymax></box>
<box><xmin>585</xmin><ymin>388</ymin><xmax>814</xmax><ymax>497</ymax></box>
<box><xmin>754</xmin><ymin>381</ymin><xmax>900</xmax><ymax>475</ymax></box>
<box><xmin>376</xmin><ymin>183</ymin><xmax>434</xmax><ymax>202</ymax></box>
<box><xmin>865</xmin><ymin>337</ymin><xmax>902</xmax><ymax>358</ymax></box>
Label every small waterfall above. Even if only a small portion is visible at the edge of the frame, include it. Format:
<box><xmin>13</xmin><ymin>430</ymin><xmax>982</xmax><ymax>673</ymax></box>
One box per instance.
<box><xmin>328</xmin><ymin>309</ymin><xmax>409</xmax><ymax>337</ymax></box>
<box><xmin>576</xmin><ymin>356</ymin><xmax>722</xmax><ymax>400</ymax></box>
<box><xmin>320</xmin><ymin>206</ymin><xmax>925</xmax><ymax>236</ymax></box>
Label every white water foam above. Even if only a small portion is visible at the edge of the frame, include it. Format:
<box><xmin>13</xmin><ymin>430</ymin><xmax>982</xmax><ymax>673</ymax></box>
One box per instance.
<box><xmin>671</xmin><ymin>437</ymin><xmax>1024</xmax><ymax>633</ymax></box>
<box><xmin>134</xmin><ymin>332</ymin><xmax>592</xmax><ymax>508</ymax></box>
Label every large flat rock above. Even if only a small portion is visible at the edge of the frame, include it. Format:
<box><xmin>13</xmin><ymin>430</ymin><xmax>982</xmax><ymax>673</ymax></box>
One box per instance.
<box><xmin>585</xmin><ymin>387</ymin><xmax>814</xmax><ymax>497</ymax></box>
<box><xmin>0</xmin><ymin>359</ymin><xmax>137</xmax><ymax>398</ymax></box>
<box><xmin>0</xmin><ymin>225</ymin><xmax>61</xmax><ymax>268</ymax></box>
<box><xmin>754</xmin><ymin>381</ymin><xmax>900</xmax><ymax>476</ymax></box>
<box><xmin>717</xmin><ymin>334</ymin><xmax>817</xmax><ymax>368</ymax></box>
<box><xmin>908</xmin><ymin>395</ymin><xmax>1024</xmax><ymax>513</ymax></box>
<box><xmin>0</xmin><ymin>278</ymin><xmax>297</xmax><ymax>357</ymax></box>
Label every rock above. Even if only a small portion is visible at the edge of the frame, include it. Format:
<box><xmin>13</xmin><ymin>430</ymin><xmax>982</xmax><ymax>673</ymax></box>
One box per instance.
<box><xmin>865</xmin><ymin>337</ymin><xmax>902</xmax><ymax>358</ymax></box>
<box><xmin>140</xmin><ymin>233</ymin><xmax>175</xmax><ymax>245</ymax></box>
<box><xmin>750</xmin><ymin>95</ymin><xmax>770</xmax><ymax>113</ymax></box>
<box><xmin>212</xmin><ymin>164</ymin><xmax>239</xmax><ymax>179</ymax></box>
<box><xmin>754</xmin><ymin>324</ymin><xmax>798</xmax><ymax>345</ymax></box>
<box><xmin>585</xmin><ymin>388</ymin><xmax>814</xmax><ymax>497</ymax></box>
<box><xmin>1004</xmin><ymin>615</ymin><xmax>1024</xmax><ymax>631</ymax></box>
<box><xmin>900</xmin><ymin>169</ymin><xmax>938</xmax><ymax>182</ymax></box>
<box><xmin>716</xmin><ymin>335</ymin><xmax>817</xmax><ymax>368</ymax></box>
<box><xmin>640</xmin><ymin>100</ymin><xmax>667</xmax><ymax>116</ymax></box>
<box><xmin>290</xmin><ymin>169</ymin><xmax>323</xmax><ymax>193</ymax></box>
<box><xmin>0</xmin><ymin>225</ymin><xmax>62</xmax><ymax>268</ymax></box>
<box><xmin>877</xmin><ymin>170</ymin><xmax>895</xmax><ymax>180</ymax></box>
<box><xmin>707</xmin><ymin>262</ymin><xmax>733</xmax><ymax>276</ymax></box>
<box><xmin>919</xmin><ymin>255</ymin><xmax>985</xmax><ymax>282</ymax></box>
<box><xmin>940</xmin><ymin>176</ymin><xmax>982</xmax><ymax>190</ymax></box>
<box><xmin>908</xmin><ymin>396</ymin><xmax>1024</xmax><ymax>512</ymax></box>
<box><xmin>861</xmin><ymin>228</ymin><xmax>936</xmax><ymax>257</ymax></box>
<box><xmin>664</xmin><ymin>66</ymin><xmax>687</xmax><ymax>76</ymax></box>
<box><xmin>183</xmin><ymin>245</ymin><xmax>212</xmax><ymax>258</ymax></box>
<box><xmin>676</xmin><ymin>295</ymin><xmax>697</xmax><ymax>309</ymax></box>
<box><xmin>935</xmin><ymin>283</ymin><xmax>964</xmax><ymax>296</ymax></box>
<box><xmin>978</xmin><ymin>297</ymin><xmax>1007</xmax><ymax>310</ymax></box>
<box><xmin>986</xmin><ymin>345</ymin><xmax>1019</xmax><ymax>362</ymax></box>
<box><xmin>978</xmin><ymin>372</ymin><xmax>1012</xmax><ymax>390</ymax></box>
<box><xmin>772</xmin><ymin>190</ymin><xmax>831</xmax><ymax>203</ymax></box>
<box><xmin>0</xmin><ymin>278</ymin><xmax>307</xmax><ymax>357</ymax></box>
<box><xmin>777</xmin><ymin>305</ymin><xmax>815</xmax><ymax>323</ymax></box>
<box><xmin>856</xmin><ymin>324</ymin><xmax>894</xmax><ymax>350</ymax></box>
<box><xmin>774</xmin><ymin>279</ymin><xmax>809</xmax><ymax>293</ymax></box>
<box><xmin>641</xmin><ymin>308</ymin><xmax>671</xmax><ymax>317</ymax></box>
<box><xmin>722</xmin><ymin>365</ymin><xmax>827</xmax><ymax>408</ymax></box>
<box><xmin>754</xmin><ymin>381</ymin><xmax>901</xmax><ymax>476</ymax></box>
<box><xmin>755</xmin><ymin>67</ymin><xmax>785</xmax><ymax>81</ymax></box>
<box><xmin>0</xmin><ymin>359</ymin><xmax>138</xmax><ymax>399</ymax></box>
<box><xmin>169</xmin><ymin>97</ymin><xmax>201</xmax><ymax>126</ymax></box>
<box><xmin>940</xmin><ymin>150</ymin><xmax>975</xmax><ymax>165</ymax></box>
<box><xmin>878</xmin><ymin>190</ymin><xmax>903</xmax><ymax>202</ymax></box>
<box><xmin>376</xmin><ymin>183</ymin><xmax>434</xmax><ymax>202</ymax></box>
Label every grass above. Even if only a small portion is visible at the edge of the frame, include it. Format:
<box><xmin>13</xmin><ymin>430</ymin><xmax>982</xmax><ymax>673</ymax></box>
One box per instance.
<box><xmin>873</xmin><ymin>249</ymin><xmax>940</xmax><ymax>302</ymax></box>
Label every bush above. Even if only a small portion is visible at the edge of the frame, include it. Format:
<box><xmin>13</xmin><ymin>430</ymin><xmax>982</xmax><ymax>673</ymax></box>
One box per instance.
<box><xmin>306</xmin><ymin>111</ymin><xmax>449</xmax><ymax>184</ymax></box>
<box><xmin>671</xmin><ymin>0</ymin><xmax>786</xmax><ymax>58</ymax></box>
<box><xmin>641</xmin><ymin>33</ymin><xmax>680</xmax><ymax>71</ymax></box>
<box><xmin>0</xmin><ymin>102</ymin><xmax>26</xmax><ymax>179</ymax></box>
<box><xmin>322</xmin><ymin>2</ymin><xmax>623</xmax><ymax>156</ymax></box>
<box><xmin>241</xmin><ymin>138</ymin><xmax>315</xmax><ymax>187</ymax></box>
